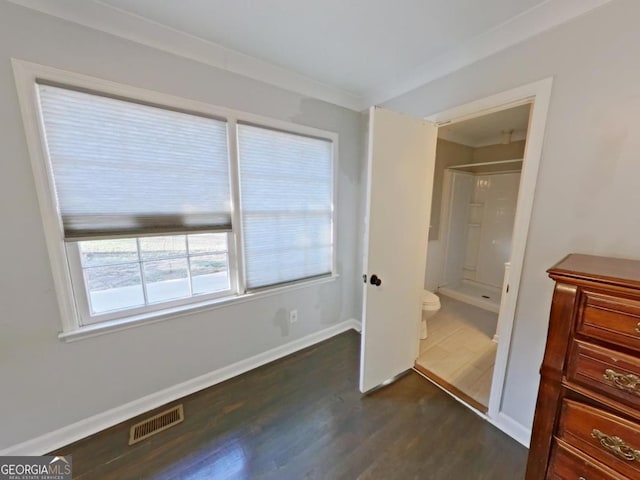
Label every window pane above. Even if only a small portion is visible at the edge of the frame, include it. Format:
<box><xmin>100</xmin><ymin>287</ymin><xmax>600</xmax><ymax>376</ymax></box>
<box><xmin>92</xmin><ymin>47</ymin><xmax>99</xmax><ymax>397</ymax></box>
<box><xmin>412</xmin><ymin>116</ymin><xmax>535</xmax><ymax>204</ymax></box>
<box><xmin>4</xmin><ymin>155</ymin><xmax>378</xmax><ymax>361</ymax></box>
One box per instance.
<box><xmin>187</xmin><ymin>233</ymin><xmax>227</xmax><ymax>254</ymax></box>
<box><xmin>190</xmin><ymin>254</ymin><xmax>229</xmax><ymax>295</ymax></box>
<box><xmin>79</xmin><ymin>238</ymin><xmax>138</xmax><ymax>267</ymax></box>
<box><xmin>84</xmin><ymin>263</ymin><xmax>144</xmax><ymax>315</ymax></box>
<box><xmin>139</xmin><ymin>235</ymin><xmax>187</xmax><ymax>261</ymax></box>
<box><xmin>75</xmin><ymin>234</ymin><xmax>232</xmax><ymax>320</ymax></box>
<box><xmin>143</xmin><ymin>258</ymin><xmax>190</xmax><ymax>303</ymax></box>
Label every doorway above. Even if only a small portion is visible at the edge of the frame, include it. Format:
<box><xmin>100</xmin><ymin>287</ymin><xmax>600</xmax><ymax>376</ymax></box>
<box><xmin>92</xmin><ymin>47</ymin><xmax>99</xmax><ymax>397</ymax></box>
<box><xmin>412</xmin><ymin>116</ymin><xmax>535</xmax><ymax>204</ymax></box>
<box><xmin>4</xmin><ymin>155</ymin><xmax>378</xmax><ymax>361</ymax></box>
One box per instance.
<box><xmin>359</xmin><ymin>78</ymin><xmax>552</xmax><ymax>444</ymax></box>
<box><xmin>414</xmin><ymin>103</ymin><xmax>531</xmax><ymax>413</ymax></box>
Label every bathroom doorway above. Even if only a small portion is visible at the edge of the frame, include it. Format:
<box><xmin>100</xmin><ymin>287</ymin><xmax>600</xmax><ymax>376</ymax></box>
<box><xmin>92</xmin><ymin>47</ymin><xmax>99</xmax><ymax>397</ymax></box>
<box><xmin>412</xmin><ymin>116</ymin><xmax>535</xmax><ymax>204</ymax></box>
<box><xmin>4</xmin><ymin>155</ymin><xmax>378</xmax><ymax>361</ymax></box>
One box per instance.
<box><xmin>359</xmin><ymin>79</ymin><xmax>552</xmax><ymax>442</ymax></box>
<box><xmin>415</xmin><ymin>103</ymin><xmax>531</xmax><ymax>413</ymax></box>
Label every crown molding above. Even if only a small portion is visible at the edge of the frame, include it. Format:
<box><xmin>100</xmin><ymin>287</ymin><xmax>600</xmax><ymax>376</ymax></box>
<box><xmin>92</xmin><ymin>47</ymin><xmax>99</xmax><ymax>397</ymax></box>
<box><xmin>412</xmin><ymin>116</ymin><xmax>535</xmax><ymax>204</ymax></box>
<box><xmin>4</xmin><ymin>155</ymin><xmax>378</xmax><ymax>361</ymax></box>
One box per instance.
<box><xmin>7</xmin><ymin>0</ymin><xmax>613</xmax><ymax>112</ymax></box>
<box><xmin>366</xmin><ymin>0</ymin><xmax>614</xmax><ymax>106</ymax></box>
<box><xmin>6</xmin><ymin>0</ymin><xmax>366</xmax><ymax>111</ymax></box>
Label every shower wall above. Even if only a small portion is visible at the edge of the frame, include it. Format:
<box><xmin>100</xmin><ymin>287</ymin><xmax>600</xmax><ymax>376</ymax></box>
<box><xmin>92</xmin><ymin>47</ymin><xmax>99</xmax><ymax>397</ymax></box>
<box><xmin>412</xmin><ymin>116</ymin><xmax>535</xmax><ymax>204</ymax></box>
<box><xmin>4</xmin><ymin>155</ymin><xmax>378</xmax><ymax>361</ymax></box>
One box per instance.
<box><xmin>471</xmin><ymin>172</ymin><xmax>520</xmax><ymax>288</ymax></box>
<box><xmin>441</xmin><ymin>172</ymin><xmax>473</xmax><ymax>287</ymax></box>
<box><xmin>441</xmin><ymin>171</ymin><xmax>520</xmax><ymax>289</ymax></box>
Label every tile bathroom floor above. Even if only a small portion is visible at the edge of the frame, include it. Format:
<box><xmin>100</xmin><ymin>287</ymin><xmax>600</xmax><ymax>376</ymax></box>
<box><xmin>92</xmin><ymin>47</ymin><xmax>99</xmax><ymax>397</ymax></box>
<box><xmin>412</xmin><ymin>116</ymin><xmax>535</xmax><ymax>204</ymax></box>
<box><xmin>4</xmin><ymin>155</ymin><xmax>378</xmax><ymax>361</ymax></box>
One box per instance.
<box><xmin>415</xmin><ymin>295</ymin><xmax>498</xmax><ymax>411</ymax></box>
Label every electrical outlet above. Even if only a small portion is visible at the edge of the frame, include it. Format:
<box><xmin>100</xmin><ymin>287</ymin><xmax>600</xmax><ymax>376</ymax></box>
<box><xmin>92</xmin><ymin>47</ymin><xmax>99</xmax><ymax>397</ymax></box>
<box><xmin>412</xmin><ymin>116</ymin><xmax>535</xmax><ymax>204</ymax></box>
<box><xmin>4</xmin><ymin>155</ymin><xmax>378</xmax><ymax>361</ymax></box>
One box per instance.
<box><xmin>289</xmin><ymin>309</ymin><xmax>298</xmax><ymax>324</ymax></box>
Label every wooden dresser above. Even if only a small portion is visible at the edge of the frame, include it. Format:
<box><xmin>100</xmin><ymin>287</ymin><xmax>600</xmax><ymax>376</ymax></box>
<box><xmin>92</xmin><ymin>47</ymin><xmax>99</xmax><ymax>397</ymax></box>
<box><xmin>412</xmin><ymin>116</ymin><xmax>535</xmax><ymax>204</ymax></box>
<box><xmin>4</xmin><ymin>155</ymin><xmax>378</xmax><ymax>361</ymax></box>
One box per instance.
<box><xmin>526</xmin><ymin>254</ymin><xmax>640</xmax><ymax>479</ymax></box>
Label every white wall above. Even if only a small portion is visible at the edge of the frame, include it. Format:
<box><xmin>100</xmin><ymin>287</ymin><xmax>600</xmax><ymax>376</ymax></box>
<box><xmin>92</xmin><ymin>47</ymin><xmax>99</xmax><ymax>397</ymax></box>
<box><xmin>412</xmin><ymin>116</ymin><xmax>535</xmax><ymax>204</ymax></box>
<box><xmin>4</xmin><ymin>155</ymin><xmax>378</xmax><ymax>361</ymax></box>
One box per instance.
<box><xmin>385</xmin><ymin>0</ymin><xmax>640</xmax><ymax>430</ymax></box>
<box><xmin>0</xmin><ymin>1</ymin><xmax>364</xmax><ymax>450</ymax></box>
<box><xmin>473</xmin><ymin>172</ymin><xmax>521</xmax><ymax>288</ymax></box>
<box><xmin>441</xmin><ymin>172</ymin><xmax>474</xmax><ymax>287</ymax></box>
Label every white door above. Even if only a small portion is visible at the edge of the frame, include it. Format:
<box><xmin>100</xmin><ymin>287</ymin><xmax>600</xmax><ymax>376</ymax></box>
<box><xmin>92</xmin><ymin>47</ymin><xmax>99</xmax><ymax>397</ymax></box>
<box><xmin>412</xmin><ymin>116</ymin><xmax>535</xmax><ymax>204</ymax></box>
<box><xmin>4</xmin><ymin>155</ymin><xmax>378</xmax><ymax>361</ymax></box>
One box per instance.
<box><xmin>359</xmin><ymin>107</ymin><xmax>438</xmax><ymax>393</ymax></box>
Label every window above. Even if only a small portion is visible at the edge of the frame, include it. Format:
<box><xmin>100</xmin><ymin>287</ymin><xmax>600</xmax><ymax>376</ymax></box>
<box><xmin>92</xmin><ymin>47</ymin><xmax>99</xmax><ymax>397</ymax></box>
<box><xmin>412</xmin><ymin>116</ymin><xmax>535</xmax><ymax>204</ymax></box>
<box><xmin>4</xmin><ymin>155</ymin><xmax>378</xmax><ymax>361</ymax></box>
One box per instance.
<box><xmin>37</xmin><ymin>81</ymin><xmax>235</xmax><ymax>325</ymax></box>
<box><xmin>16</xmin><ymin>63</ymin><xmax>336</xmax><ymax>335</ymax></box>
<box><xmin>237</xmin><ymin>124</ymin><xmax>333</xmax><ymax>290</ymax></box>
<box><xmin>71</xmin><ymin>233</ymin><xmax>231</xmax><ymax>323</ymax></box>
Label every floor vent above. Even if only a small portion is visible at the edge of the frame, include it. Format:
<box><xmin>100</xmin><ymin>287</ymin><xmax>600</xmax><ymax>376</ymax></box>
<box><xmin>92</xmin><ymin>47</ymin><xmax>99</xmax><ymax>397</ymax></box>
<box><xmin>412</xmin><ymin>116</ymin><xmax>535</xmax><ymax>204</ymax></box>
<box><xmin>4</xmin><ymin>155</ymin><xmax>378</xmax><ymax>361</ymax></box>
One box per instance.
<box><xmin>128</xmin><ymin>404</ymin><xmax>184</xmax><ymax>445</ymax></box>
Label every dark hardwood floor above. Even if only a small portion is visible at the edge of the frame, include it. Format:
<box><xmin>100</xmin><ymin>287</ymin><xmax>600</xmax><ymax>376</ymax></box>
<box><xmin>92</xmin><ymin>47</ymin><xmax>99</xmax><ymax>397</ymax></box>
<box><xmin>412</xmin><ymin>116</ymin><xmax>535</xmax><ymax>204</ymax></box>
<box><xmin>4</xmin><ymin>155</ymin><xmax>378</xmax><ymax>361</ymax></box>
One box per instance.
<box><xmin>51</xmin><ymin>331</ymin><xmax>527</xmax><ymax>479</ymax></box>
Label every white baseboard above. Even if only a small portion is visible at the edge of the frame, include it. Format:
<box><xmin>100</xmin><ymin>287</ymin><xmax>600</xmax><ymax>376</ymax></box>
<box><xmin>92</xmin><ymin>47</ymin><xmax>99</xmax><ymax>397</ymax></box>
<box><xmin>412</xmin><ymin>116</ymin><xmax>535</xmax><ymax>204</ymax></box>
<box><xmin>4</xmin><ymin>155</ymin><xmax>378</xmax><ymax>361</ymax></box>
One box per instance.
<box><xmin>489</xmin><ymin>412</ymin><xmax>531</xmax><ymax>448</ymax></box>
<box><xmin>0</xmin><ymin>318</ymin><xmax>361</xmax><ymax>456</ymax></box>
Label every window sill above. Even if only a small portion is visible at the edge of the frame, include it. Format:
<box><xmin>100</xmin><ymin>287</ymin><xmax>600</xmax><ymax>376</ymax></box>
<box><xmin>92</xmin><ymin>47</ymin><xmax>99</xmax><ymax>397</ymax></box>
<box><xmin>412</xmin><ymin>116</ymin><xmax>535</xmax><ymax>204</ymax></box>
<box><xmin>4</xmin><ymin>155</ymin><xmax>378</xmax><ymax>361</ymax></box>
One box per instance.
<box><xmin>58</xmin><ymin>274</ymin><xmax>340</xmax><ymax>342</ymax></box>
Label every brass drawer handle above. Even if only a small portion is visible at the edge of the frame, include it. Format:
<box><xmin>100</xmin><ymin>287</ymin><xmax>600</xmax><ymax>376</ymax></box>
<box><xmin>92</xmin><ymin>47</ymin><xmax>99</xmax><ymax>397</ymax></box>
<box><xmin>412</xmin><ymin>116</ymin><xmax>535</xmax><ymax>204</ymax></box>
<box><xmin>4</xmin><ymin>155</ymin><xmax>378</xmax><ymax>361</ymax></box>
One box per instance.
<box><xmin>603</xmin><ymin>368</ymin><xmax>640</xmax><ymax>396</ymax></box>
<box><xmin>591</xmin><ymin>429</ymin><xmax>640</xmax><ymax>462</ymax></box>
<box><xmin>635</xmin><ymin>322</ymin><xmax>640</xmax><ymax>334</ymax></box>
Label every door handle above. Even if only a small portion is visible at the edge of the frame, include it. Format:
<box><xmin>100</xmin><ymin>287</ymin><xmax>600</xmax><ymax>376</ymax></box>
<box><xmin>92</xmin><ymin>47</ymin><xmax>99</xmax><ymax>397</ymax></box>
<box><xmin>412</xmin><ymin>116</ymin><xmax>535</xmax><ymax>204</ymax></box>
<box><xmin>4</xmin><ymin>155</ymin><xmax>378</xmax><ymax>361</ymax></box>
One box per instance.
<box><xmin>370</xmin><ymin>274</ymin><xmax>382</xmax><ymax>286</ymax></box>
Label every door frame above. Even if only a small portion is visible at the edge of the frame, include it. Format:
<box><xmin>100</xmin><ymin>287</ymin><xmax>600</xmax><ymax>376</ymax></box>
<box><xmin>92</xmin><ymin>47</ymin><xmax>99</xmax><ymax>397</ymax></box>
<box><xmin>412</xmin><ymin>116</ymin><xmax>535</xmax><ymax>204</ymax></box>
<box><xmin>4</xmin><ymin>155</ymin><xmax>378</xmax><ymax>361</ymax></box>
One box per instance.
<box><xmin>424</xmin><ymin>78</ymin><xmax>553</xmax><ymax>446</ymax></box>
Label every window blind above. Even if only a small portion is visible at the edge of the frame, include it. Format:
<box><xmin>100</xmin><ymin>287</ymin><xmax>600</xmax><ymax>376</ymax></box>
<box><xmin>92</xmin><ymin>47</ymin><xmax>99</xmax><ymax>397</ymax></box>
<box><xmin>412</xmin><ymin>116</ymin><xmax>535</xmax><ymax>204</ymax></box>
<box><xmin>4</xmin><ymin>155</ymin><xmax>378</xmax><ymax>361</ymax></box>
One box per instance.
<box><xmin>237</xmin><ymin>124</ymin><xmax>333</xmax><ymax>289</ymax></box>
<box><xmin>37</xmin><ymin>83</ymin><xmax>232</xmax><ymax>239</ymax></box>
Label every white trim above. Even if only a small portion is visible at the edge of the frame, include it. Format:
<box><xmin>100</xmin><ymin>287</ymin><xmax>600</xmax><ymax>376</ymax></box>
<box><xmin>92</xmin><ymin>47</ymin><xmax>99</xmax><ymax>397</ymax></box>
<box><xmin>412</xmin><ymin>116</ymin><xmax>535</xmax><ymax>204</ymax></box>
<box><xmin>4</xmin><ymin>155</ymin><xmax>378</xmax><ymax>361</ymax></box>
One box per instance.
<box><xmin>488</xmin><ymin>413</ymin><xmax>532</xmax><ymax>448</ymax></box>
<box><xmin>6</xmin><ymin>0</ymin><xmax>364</xmax><ymax>111</ymax></box>
<box><xmin>13</xmin><ymin>59</ymin><xmax>340</xmax><ymax>143</ymax></box>
<box><xmin>227</xmin><ymin>119</ymin><xmax>246</xmax><ymax>295</ymax></box>
<box><xmin>12</xmin><ymin>59</ymin><xmax>340</xmax><ymax>338</ymax></box>
<box><xmin>367</xmin><ymin>0</ymin><xmax>612</xmax><ymax>105</ymax></box>
<box><xmin>65</xmin><ymin>235</ymin><xmax>236</xmax><ymax>326</ymax></box>
<box><xmin>425</xmin><ymin>77</ymin><xmax>553</xmax><ymax>446</ymax></box>
<box><xmin>330</xmin><ymin>136</ymin><xmax>340</xmax><ymax>278</ymax></box>
<box><xmin>0</xmin><ymin>319</ymin><xmax>361</xmax><ymax>456</ymax></box>
<box><xmin>7</xmin><ymin>0</ymin><xmax>610</xmax><ymax>111</ymax></box>
<box><xmin>448</xmin><ymin>159</ymin><xmax>522</xmax><ymax>169</ymax></box>
<box><xmin>59</xmin><ymin>274</ymin><xmax>340</xmax><ymax>342</ymax></box>
<box><xmin>12</xmin><ymin>61</ymin><xmax>80</xmax><ymax>333</ymax></box>
<box><xmin>427</xmin><ymin>94</ymin><xmax>536</xmax><ymax>126</ymax></box>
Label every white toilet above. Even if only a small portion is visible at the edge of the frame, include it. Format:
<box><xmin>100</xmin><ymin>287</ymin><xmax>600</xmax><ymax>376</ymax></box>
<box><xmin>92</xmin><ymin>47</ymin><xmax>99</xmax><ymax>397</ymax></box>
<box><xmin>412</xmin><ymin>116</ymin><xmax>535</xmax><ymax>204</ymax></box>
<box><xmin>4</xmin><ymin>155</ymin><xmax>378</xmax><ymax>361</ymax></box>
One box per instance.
<box><xmin>420</xmin><ymin>290</ymin><xmax>441</xmax><ymax>339</ymax></box>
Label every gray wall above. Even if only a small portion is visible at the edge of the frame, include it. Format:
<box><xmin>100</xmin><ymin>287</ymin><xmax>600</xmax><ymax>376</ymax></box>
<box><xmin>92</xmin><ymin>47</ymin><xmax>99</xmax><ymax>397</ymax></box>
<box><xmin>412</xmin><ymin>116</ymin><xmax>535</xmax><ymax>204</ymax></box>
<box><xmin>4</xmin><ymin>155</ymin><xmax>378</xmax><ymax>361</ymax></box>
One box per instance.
<box><xmin>385</xmin><ymin>0</ymin><xmax>640</xmax><ymax>430</ymax></box>
<box><xmin>429</xmin><ymin>139</ymin><xmax>473</xmax><ymax>240</ymax></box>
<box><xmin>0</xmin><ymin>1</ymin><xmax>364</xmax><ymax>449</ymax></box>
<box><xmin>472</xmin><ymin>140</ymin><xmax>526</xmax><ymax>164</ymax></box>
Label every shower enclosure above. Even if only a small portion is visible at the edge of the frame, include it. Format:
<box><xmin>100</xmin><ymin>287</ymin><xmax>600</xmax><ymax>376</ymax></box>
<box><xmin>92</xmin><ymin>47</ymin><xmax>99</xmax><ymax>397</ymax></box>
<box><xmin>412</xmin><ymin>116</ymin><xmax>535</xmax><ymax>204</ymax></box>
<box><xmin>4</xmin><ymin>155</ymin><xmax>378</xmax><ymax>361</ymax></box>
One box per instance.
<box><xmin>439</xmin><ymin>161</ymin><xmax>521</xmax><ymax>313</ymax></box>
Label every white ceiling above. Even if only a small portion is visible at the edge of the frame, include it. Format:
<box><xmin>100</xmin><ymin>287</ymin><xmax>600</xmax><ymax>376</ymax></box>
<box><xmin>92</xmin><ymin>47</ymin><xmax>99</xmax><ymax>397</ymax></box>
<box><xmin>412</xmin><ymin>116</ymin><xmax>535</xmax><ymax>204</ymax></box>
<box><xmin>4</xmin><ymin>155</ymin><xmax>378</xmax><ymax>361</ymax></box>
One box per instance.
<box><xmin>439</xmin><ymin>103</ymin><xmax>531</xmax><ymax>147</ymax></box>
<box><xmin>10</xmin><ymin>0</ymin><xmax>613</xmax><ymax>110</ymax></box>
<box><xmin>97</xmin><ymin>0</ymin><xmax>545</xmax><ymax>95</ymax></box>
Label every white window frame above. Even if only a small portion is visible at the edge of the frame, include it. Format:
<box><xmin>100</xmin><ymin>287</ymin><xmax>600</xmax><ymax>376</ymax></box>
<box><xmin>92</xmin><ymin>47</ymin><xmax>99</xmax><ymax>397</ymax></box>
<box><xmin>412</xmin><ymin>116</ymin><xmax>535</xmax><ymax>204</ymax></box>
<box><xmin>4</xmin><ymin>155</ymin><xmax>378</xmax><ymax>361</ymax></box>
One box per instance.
<box><xmin>65</xmin><ymin>233</ymin><xmax>238</xmax><ymax>325</ymax></box>
<box><xmin>12</xmin><ymin>59</ymin><xmax>339</xmax><ymax>340</ymax></box>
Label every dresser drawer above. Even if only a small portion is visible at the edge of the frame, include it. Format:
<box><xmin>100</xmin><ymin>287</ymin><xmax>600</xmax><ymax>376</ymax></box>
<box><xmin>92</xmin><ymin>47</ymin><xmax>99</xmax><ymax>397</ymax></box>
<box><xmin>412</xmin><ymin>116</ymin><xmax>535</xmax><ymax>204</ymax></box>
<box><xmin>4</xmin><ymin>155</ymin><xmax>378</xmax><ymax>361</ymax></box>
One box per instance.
<box><xmin>566</xmin><ymin>341</ymin><xmax>640</xmax><ymax>410</ymax></box>
<box><xmin>558</xmin><ymin>399</ymin><xmax>640</xmax><ymax>479</ymax></box>
<box><xmin>548</xmin><ymin>440</ymin><xmax>626</xmax><ymax>480</ymax></box>
<box><xmin>578</xmin><ymin>291</ymin><xmax>640</xmax><ymax>353</ymax></box>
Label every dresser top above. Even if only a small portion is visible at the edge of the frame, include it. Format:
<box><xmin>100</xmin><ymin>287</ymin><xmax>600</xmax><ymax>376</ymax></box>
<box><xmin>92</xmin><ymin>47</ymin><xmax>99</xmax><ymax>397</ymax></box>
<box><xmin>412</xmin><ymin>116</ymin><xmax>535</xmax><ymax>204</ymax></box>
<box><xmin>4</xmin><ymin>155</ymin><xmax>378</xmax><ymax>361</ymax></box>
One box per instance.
<box><xmin>549</xmin><ymin>253</ymin><xmax>640</xmax><ymax>289</ymax></box>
